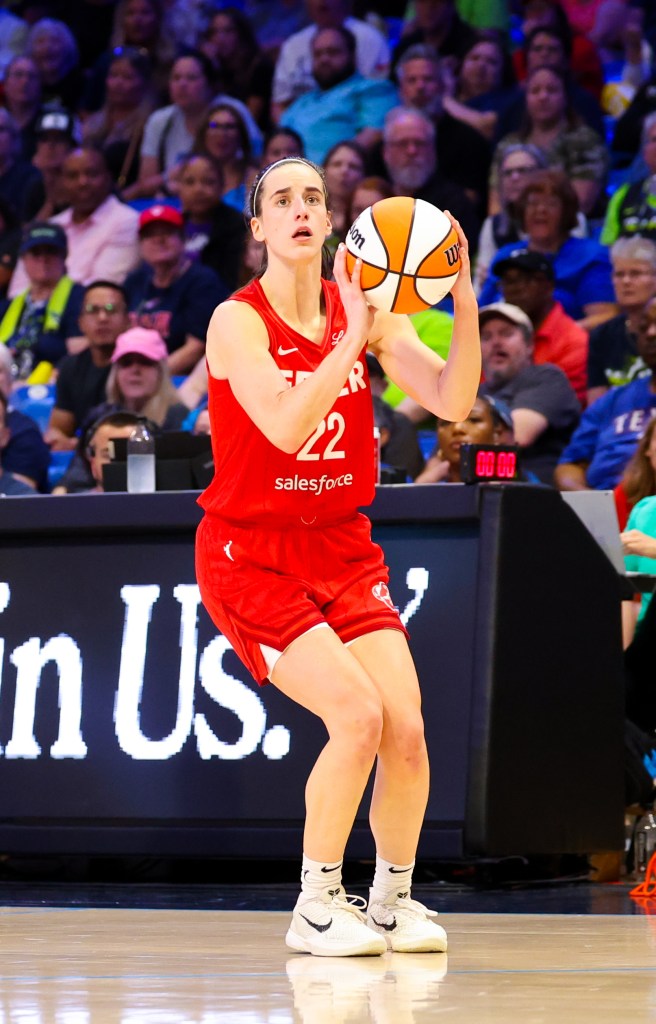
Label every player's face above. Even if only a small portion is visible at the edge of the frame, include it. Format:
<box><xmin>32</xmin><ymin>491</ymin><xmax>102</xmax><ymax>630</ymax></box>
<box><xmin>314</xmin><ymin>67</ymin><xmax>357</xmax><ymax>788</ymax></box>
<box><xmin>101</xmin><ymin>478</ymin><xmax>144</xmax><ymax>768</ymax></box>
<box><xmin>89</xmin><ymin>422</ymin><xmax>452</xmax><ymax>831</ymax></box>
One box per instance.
<box><xmin>437</xmin><ymin>397</ymin><xmax>497</xmax><ymax>468</ymax></box>
<box><xmin>251</xmin><ymin>164</ymin><xmax>331</xmax><ymax>261</ymax></box>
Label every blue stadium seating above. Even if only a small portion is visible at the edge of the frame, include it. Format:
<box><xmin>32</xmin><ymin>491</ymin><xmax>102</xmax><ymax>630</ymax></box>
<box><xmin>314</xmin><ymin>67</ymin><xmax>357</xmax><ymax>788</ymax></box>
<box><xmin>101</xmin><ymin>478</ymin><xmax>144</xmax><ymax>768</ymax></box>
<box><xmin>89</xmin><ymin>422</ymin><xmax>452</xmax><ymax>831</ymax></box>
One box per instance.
<box><xmin>11</xmin><ymin>384</ymin><xmax>55</xmax><ymax>434</ymax></box>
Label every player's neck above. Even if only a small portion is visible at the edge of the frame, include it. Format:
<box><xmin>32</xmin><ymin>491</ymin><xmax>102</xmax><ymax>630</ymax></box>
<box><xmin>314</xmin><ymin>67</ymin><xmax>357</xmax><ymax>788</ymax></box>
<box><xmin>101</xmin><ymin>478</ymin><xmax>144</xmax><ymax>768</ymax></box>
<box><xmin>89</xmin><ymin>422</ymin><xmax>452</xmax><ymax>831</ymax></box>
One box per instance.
<box><xmin>260</xmin><ymin>260</ymin><xmax>325</xmax><ymax>337</ymax></box>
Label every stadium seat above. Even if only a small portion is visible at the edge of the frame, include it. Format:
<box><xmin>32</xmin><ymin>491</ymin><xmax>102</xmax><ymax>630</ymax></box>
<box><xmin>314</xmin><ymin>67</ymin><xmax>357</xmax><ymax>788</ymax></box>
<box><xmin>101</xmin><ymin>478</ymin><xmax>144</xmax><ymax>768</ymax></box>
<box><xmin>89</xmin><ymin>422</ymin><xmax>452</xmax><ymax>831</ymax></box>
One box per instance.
<box><xmin>417</xmin><ymin>429</ymin><xmax>436</xmax><ymax>462</ymax></box>
<box><xmin>47</xmin><ymin>449</ymin><xmax>74</xmax><ymax>491</ymax></box>
<box><xmin>12</xmin><ymin>384</ymin><xmax>55</xmax><ymax>433</ymax></box>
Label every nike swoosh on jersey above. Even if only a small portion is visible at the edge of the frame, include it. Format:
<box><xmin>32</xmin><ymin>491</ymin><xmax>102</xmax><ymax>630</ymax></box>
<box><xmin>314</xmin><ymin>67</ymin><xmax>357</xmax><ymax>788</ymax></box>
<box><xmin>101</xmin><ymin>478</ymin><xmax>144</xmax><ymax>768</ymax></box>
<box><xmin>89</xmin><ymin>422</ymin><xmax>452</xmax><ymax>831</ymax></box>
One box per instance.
<box><xmin>300</xmin><ymin>913</ymin><xmax>332</xmax><ymax>933</ymax></box>
<box><xmin>370</xmin><ymin>914</ymin><xmax>397</xmax><ymax>931</ymax></box>
<box><xmin>278</xmin><ymin>345</ymin><xmax>299</xmax><ymax>356</ymax></box>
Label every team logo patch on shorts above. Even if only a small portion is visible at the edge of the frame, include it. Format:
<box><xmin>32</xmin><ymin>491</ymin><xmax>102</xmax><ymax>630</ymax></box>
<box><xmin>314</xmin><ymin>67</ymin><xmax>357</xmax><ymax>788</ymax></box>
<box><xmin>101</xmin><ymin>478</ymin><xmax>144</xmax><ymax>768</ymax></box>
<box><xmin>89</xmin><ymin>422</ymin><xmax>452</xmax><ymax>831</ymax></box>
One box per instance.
<box><xmin>372</xmin><ymin>582</ymin><xmax>395</xmax><ymax>610</ymax></box>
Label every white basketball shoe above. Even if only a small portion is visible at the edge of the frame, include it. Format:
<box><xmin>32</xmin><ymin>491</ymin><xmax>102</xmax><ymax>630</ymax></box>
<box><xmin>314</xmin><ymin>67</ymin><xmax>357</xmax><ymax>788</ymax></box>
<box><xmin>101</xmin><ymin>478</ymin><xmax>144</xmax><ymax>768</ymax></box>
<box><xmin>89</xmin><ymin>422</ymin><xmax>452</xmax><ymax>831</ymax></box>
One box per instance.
<box><xmin>367</xmin><ymin>891</ymin><xmax>448</xmax><ymax>953</ymax></box>
<box><xmin>286</xmin><ymin>887</ymin><xmax>387</xmax><ymax>957</ymax></box>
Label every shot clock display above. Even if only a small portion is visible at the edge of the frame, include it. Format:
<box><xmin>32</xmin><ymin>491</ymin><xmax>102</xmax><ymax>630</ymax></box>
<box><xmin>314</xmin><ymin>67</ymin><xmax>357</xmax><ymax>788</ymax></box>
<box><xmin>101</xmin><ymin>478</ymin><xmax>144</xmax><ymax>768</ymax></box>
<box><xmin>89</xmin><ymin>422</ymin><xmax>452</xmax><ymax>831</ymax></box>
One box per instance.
<box><xmin>460</xmin><ymin>443</ymin><xmax>519</xmax><ymax>483</ymax></box>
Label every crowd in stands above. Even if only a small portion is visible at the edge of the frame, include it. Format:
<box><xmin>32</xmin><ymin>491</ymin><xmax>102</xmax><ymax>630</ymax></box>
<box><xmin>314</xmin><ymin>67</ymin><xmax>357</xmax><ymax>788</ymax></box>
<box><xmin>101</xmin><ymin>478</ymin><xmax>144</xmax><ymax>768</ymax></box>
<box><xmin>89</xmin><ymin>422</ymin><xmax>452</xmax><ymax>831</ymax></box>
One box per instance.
<box><xmin>0</xmin><ymin>0</ymin><xmax>655</xmax><ymax>518</ymax></box>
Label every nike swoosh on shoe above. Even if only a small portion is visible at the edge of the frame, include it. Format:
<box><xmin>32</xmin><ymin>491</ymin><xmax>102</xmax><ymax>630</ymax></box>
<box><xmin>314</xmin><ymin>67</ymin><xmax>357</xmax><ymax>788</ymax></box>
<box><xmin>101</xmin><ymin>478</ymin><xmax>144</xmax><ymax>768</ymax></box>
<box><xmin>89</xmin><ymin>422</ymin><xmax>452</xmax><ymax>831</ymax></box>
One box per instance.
<box><xmin>300</xmin><ymin>913</ymin><xmax>332</xmax><ymax>933</ymax></box>
<box><xmin>370</xmin><ymin>915</ymin><xmax>397</xmax><ymax>931</ymax></box>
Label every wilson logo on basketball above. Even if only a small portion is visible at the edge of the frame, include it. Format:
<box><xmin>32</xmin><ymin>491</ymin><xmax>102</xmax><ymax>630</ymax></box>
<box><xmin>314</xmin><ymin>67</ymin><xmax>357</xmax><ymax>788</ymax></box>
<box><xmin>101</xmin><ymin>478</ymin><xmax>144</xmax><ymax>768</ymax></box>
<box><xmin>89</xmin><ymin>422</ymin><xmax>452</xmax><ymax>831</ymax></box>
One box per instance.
<box><xmin>444</xmin><ymin>243</ymin><xmax>460</xmax><ymax>268</ymax></box>
<box><xmin>372</xmin><ymin>582</ymin><xmax>395</xmax><ymax>610</ymax></box>
<box><xmin>348</xmin><ymin>222</ymin><xmax>365</xmax><ymax>250</ymax></box>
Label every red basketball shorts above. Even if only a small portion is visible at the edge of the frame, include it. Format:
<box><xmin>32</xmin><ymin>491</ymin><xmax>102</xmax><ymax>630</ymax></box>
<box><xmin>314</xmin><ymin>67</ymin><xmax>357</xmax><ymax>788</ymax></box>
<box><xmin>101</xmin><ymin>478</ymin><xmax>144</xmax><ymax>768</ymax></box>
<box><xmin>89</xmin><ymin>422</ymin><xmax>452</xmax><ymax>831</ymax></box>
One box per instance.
<box><xmin>195</xmin><ymin>512</ymin><xmax>408</xmax><ymax>685</ymax></box>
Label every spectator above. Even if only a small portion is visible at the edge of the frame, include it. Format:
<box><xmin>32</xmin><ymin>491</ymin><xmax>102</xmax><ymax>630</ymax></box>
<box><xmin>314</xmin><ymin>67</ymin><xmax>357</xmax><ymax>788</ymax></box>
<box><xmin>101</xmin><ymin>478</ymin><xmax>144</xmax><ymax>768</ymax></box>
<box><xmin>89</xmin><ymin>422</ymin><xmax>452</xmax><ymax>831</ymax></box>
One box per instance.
<box><xmin>478</xmin><ymin>169</ymin><xmax>616</xmax><ymax>330</ymax></box>
<box><xmin>130</xmin><ymin>51</ymin><xmax>216</xmax><ymax>200</ymax></box>
<box><xmin>442</xmin><ymin>31</ymin><xmax>520</xmax><ymax>142</ymax></box>
<box><xmin>10</xmin><ymin>146</ymin><xmax>140</xmax><ymax>296</ymax></box>
<box><xmin>381</xmin><ymin>107</ymin><xmax>480</xmax><ymax>252</ymax></box>
<box><xmin>0</xmin><ymin>392</ymin><xmax>38</xmax><ymax>496</ymax></box>
<box><xmin>392</xmin><ymin>0</ymin><xmax>477</xmax><ymax>80</ymax></box>
<box><xmin>601</xmin><ymin>113</ymin><xmax>656</xmax><ymax>247</ymax></box>
<box><xmin>0</xmin><ymin>108</ymin><xmax>42</xmax><ymax>222</ymax></box>
<box><xmin>1</xmin><ymin>56</ymin><xmax>42</xmax><ymax>161</ymax></box>
<box><xmin>260</xmin><ymin>126</ymin><xmax>305</xmax><ymax>166</ymax></box>
<box><xmin>347</xmin><ymin>175</ymin><xmax>394</xmax><ymax>223</ymax></box>
<box><xmin>55</xmin><ymin>327</ymin><xmax>188</xmax><ymax>493</ymax></box>
<box><xmin>177</xmin><ymin>155</ymin><xmax>246</xmax><ymax>292</ymax></box>
<box><xmin>367</xmin><ymin>354</ymin><xmax>424</xmax><ymax>480</ymax></box>
<box><xmin>124</xmin><ymin>205</ymin><xmax>228</xmax><ymax>374</ymax></box>
<box><xmin>474</xmin><ymin>142</ymin><xmax>548</xmax><ymax>294</ymax></box>
<box><xmin>615</xmin><ymin>417</ymin><xmax>656</xmax><ymax>529</ymax></box>
<box><xmin>271</xmin><ymin>0</ymin><xmax>390</xmax><ymax>119</ymax></box>
<box><xmin>507</xmin><ymin>25</ymin><xmax>604</xmax><ymax>135</ymax></box>
<box><xmin>0</xmin><ymin>7</ymin><xmax>28</xmax><ymax>81</ymax></box>
<box><xmin>511</xmin><ymin>0</ymin><xmax>605</xmax><ymax>104</ymax></box>
<box><xmin>199</xmin><ymin>6</ymin><xmax>274</xmax><ymax>131</ymax></box>
<box><xmin>0</xmin><ymin>222</ymin><xmax>83</xmax><ymax>385</ymax></box>
<box><xmin>45</xmin><ymin>279</ymin><xmax>130</xmax><ymax>451</ymax></box>
<box><xmin>415</xmin><ymin>392</ymin><xmax>515</xmax><ymax>483</ymax></box>
<box><xmin>193</xmin><ymin>102</ymin><xmax>258</xmax><ymax>212</ymax></box>
<box><xmin>392</xmin><ymin>44</ymin><xmax>492</xmax><ymax>212</ymax></box>
<box><xmin>588</xmin><ymin>237</ymin><xmax>656</xmax><ymax>406</ymax></box>
<box><xmin>243</xmin><ymin>0</ymin><xmax>308</xmax><ymax>59</ymax></box>
<box><xmin>279</xmin><ymin>25</ymin><xmax>397</xmax><ymax>166</ymax></box>
<box><xmin>555</xmin><ymin>298</ymin><xmax>656</xmax><ymax>492</ymax></box>
<box><xmin>322</xmin><ymin>140</ymin><xmax>366</xmax><ymax>244</ymax></box>
<box><xmin>491</xmin><ymin>249</ymin><xmax>588</xmax><ymax>404</ymax></box>
<box><xmin>611</xmin><ymin>64</ymin><xmax>656</xmax><ymax>169</ymax></box>
<box><xmin>0</xmin><ymin>343</ymin><xmax>49</xmax><ymax>490</ymax></box>
<box><xmin>26</xmin><ymin>18</ymin><xmax>82</xmax><ymax>112</ymax></box>
<box><xmin>76</xmin><ymin>410</ymin><xmax>143</xmax><ymax>493</ymax></box>
<box><xmin>478</xmin><ymin>301</ymin><xmax>580</xmax><ymax>484</ymax></box>
<box><xmin>82</xmin><ymin>0</ymin><xmax>177</xmax><ymax>113</ymax></box>
<box><xmin>0</xmin><ymin>198</ymin><xmax>20</xmax><ymax>300</ymax></box>
<box><xmin>104</xmin><ymin>327</ymin><xmax>188</xmax><ymax>428</ymax></box>
<box><xmin>23</xmin><ymin>105</ymin><xmax>77</xmax><ymax>223</ymax></box>
<box><xmin>490</xmin><ymin>65</ymin><xmax>608</xmax><ymax>218</ymax></box>
<box><xmin>81</xmin><ymin>47</ymin><xmax>156</xmax><ymax>192</ymax></box>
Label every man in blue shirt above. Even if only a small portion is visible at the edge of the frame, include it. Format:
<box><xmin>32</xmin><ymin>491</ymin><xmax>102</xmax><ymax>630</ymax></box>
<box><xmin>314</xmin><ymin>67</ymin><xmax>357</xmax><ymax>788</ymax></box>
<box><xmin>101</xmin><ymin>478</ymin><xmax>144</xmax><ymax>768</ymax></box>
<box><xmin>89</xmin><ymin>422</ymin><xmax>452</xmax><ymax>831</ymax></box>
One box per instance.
<box><xmin>555</xmin><ymin>297</ymin><xmax>656</xmax><ymax>491</ymax></box>
<box><xmin>280</xmin><ymin>25</ymin><xmax>397</xmax><ymax>165</ymax></box>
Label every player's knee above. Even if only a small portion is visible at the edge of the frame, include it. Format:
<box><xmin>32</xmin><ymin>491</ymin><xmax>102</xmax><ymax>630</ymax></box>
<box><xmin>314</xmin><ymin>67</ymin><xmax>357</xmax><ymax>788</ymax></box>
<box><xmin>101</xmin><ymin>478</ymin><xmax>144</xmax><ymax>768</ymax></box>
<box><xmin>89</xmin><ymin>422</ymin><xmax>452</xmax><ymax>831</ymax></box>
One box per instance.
<box><xmin>391</xmin><ymin>714</ymin><xmax>427</xmax><ymax>771</ymax></box>
<box><xmin>345</xmin><ymin>697</ymin><xmax>384</xmax><ymax>762</ymax></box>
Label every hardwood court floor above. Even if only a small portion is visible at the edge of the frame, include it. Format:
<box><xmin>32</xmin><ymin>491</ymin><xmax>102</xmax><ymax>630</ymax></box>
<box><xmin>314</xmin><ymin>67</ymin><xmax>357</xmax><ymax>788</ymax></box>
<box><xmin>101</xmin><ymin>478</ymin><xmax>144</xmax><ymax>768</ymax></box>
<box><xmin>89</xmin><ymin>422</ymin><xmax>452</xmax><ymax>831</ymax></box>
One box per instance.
<box><xmin>2</xmin><ymin>905</ymin><xmax>656</xmax><ymax>1023</ymax></box>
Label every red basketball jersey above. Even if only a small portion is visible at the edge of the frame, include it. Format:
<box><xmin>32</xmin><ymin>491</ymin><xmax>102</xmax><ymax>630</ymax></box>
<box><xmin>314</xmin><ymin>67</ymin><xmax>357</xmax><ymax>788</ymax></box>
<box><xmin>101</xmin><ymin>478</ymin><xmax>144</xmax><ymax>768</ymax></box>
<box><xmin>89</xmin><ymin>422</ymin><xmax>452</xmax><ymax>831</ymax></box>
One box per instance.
<box><xmin>198</xmin><ymin>277</ymin><xmax>375</xmax><ymax>525</ymax></box>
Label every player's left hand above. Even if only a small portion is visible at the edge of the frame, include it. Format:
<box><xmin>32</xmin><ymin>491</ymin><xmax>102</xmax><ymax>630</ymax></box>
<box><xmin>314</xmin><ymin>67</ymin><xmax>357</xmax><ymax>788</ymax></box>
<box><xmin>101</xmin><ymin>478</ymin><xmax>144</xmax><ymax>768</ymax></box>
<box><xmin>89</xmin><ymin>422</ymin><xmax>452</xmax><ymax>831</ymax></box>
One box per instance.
<box><xmin>333</xmin><ymin>243</ymin><xmax>375</xmax><ymax>343</ymax></box>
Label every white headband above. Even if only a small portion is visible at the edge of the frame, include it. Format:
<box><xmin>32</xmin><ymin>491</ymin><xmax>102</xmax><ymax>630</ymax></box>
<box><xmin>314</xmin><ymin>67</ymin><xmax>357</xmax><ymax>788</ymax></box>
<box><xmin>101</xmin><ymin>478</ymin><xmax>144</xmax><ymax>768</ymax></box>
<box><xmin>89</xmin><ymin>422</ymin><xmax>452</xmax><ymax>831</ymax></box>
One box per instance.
<box><xmin>251</xmin><ymin>157</ymin><xmax>320</xmax><ymax>215</ymax></box>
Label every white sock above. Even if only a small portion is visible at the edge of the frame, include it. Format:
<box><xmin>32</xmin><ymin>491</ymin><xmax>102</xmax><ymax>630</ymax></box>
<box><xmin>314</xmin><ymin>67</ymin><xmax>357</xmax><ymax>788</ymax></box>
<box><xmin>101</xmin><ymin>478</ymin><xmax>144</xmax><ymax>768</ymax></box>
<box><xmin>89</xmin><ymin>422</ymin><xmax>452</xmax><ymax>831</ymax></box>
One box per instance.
<box><xmin>370</xmin><ymin>856</ymin><xmax>415</xmax><ymax>905</ymax></box>
<box><xmin>298</xmin><ymin>854</ymin><xmax>343</xmax><ymax>903</ymax></box>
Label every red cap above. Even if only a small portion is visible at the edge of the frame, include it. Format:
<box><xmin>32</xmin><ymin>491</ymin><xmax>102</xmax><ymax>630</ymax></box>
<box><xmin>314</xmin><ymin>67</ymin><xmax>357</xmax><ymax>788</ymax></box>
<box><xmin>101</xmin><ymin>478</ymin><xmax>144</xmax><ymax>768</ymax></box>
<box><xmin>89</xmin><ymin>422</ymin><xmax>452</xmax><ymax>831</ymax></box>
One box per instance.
<box><xmin>138</xmin><ymin>204</ymin><xmax>184</xmax><ymax>232</ymax></box>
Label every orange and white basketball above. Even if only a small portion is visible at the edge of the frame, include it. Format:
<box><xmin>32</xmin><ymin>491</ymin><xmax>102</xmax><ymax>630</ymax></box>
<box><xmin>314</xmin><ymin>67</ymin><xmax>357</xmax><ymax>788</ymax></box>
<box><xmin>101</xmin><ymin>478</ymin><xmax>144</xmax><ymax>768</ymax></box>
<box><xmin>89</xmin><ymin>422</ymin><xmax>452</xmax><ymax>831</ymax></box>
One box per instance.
<box><xmin>344</xmin><ymin>197</ymin><xmax>461</xmax><ymax>314</ymax></box>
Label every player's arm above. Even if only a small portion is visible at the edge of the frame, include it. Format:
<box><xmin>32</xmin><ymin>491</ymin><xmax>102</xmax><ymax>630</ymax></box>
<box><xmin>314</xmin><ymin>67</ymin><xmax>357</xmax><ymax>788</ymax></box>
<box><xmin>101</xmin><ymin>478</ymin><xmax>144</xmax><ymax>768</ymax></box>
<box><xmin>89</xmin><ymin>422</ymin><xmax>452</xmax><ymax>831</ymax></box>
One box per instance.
<box><xmin>206</xmin><ymin>279</ymin><xmax>371</xmax><ymax>453</ymax></box>
<box><xmin>369</xmin><ymin>215</ymin><xmax>481</xmax><ymax>422</ymax></box>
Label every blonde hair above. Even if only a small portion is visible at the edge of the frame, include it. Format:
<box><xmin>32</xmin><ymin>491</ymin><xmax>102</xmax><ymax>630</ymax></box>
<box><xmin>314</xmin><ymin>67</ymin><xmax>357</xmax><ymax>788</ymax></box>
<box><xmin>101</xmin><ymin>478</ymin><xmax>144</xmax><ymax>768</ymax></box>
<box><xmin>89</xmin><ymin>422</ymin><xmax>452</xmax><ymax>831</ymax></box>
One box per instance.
<box><xmin>106</xmin><ymin>359</ymin><xmax>179</xmax><ymax>427</ymax></box>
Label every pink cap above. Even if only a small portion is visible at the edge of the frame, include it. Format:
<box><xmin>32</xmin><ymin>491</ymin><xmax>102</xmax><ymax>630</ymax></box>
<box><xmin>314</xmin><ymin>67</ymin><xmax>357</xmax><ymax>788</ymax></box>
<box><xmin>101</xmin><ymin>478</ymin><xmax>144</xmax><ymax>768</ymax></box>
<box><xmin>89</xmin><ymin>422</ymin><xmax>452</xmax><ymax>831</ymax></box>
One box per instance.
<box><xmin>111</xmin><ymin>327</ymin><xmax>168</xmax><ymax>364</ymax></box>
<box><xmin>138</xmin><ymin>204</ymin><xmax>184</xmax><ymax>231</ymax></box>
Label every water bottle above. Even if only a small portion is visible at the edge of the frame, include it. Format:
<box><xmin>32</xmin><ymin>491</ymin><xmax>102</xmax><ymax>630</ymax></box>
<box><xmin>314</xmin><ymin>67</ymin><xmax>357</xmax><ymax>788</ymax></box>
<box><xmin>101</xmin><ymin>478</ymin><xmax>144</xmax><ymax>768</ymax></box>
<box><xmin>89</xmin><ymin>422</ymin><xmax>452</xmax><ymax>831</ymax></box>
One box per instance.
<box><xmin>127</xmin><ymin>420</ymin><xmax>156</xmax><ymax>494</ymax></box>
<box><xmin>634</xmin><ymin>807</ymin><xmax>656</xmax><ymax>879</ymax></box>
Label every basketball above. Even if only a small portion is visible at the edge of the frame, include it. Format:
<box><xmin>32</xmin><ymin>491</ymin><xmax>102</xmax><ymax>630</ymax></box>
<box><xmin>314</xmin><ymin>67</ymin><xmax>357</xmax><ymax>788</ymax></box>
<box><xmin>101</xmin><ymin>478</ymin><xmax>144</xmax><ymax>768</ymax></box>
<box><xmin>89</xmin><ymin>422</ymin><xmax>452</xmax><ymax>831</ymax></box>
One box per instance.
<box><xmin>344</xmin><ymin>197</ymin><xmax>461</xmax><ymax>314</ymax></box>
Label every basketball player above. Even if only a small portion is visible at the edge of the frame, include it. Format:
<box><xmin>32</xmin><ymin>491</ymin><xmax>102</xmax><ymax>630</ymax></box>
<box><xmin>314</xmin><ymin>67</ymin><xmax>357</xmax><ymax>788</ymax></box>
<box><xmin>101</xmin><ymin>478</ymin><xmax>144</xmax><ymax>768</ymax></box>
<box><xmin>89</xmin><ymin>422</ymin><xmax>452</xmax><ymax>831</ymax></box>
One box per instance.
<box><xmin>196</xmin><ymin>157</ymin><xmax>480</xmax><ymax>957</ymax></box>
